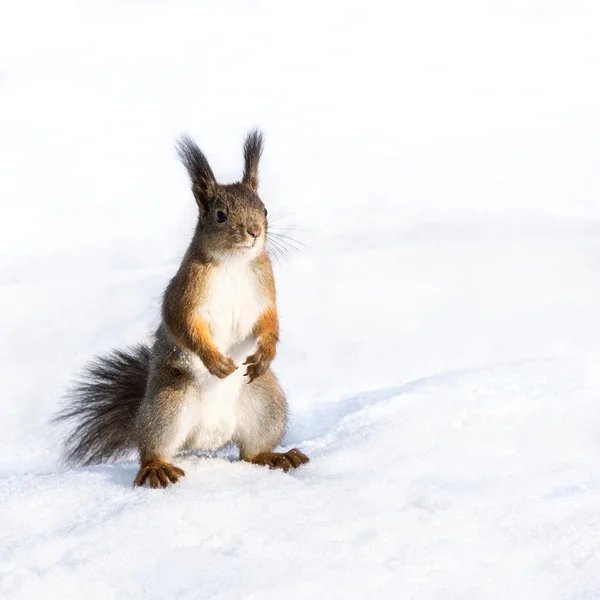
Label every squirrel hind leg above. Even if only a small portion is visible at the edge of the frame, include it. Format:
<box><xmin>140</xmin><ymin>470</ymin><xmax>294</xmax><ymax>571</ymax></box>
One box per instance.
<box><xmin>134</xmin><ymin>458</ymin><xmax>186</xmax><ymax>488</ymax></box>
<box><xmin>235</xmin><ymin>369</ymin><xmax>309</xmax><ymax>472</ymax></box>
<box><xmin>134</xmin><ymin>367</ymin><xmax>195</xmax><ymax>488</ymax></box>
<box><xmin>246</xmin><ymin>449</ymin><xmax>309</xmax><ymax>473</ymax></box>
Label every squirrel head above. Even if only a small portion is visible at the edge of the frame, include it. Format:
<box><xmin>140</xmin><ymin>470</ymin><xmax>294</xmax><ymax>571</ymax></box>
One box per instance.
<box><xmin>177</xmin><ymin>131</ymin><xmax>268</xmax><ymax>261</ymax></box>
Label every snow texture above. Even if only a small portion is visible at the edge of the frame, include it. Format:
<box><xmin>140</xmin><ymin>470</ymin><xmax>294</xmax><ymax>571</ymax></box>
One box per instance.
<box><xmin>1</xmin><ymin>1</ymin><xmax>600</xmax><ymax>598</ymax></box>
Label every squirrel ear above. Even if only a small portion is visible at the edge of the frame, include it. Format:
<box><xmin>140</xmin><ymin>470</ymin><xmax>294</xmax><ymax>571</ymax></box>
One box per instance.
<box><xmin>176</xmin><ymin>135</ymin><xmax>218</xmax><ymax>214</ymax></box>
<box><xmin>242</xmin><ymin>129</ymin><xmax>264</xmax><ymax>191</ymax></box>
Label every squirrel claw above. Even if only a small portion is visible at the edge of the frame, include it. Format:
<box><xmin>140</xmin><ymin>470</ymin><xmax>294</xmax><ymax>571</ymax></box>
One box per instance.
<box><xmin>250</xmin><ymin>449</ymin><xmax>309</xmax><ymax>472</ymax></box>
<box><xmin>205</xmin><ymin>354</ymin><xmax>237</xmax><ymax>379</ymax></box>
<box><xmin>134</xmin><ymin>460</ymin><xmax>185</xmax><ymax>488</ymax></box>
<box><xmin>245</xmin><ymin>362</ymin><xmax>268</xmax><ymax>383</ymax></box>
<box><xmin>243</xmin><ymin>347</ymin><xmax>272</xmax><ymax>382</ymax></box>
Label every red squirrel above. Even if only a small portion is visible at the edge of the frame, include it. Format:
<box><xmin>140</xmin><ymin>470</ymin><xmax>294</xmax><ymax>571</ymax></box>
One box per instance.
<box><xmin>56</xmin><ymin>131</ymin><xmax>309</xmax><ymax>487</ymax></box>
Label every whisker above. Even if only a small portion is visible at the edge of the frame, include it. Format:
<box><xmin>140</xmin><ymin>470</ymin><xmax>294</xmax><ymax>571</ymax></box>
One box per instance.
<box><xmin>271</xmin><ymin>235</ymin><xmax>295</xmax><ymax>254</ymax></box>
<box><xmin>268</xmin><ymin>232</ymin><xmax>307</xmax><ymax>251</ymax></box>
<box><xmin>267</xmin><ymin>236</ymin><xmax>292</xmax><ymax>256</ymax></box>
<box><xmin>266</xmin><ymin>239</ymin><xmax>291</xmax><ymax>264</ymax></box>
<box><xmin>268</xmin><ymin>226</ymin><xmax>335</xmax><ymax>236</ymax></box>
<box><xmin>267</xmin><ymin>234</ymin><xmax>299</xmax><ymax>253</ymax></box>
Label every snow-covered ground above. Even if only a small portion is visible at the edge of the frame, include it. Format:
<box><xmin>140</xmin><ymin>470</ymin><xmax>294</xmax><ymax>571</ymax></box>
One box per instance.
<box><xmin>2</xmin><ymin>1</ymin><xmax>600</xmax><ymax>598</ymax></box>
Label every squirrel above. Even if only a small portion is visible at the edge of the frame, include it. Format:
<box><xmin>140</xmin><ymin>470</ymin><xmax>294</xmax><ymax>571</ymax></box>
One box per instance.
<box><xmin>55</xmin><ymin>130</ymin><xmax>309</xmax><ymax>487</ymax></box>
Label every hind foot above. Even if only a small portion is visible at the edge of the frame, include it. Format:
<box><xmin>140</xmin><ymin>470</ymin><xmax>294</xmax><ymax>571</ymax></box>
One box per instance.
<box><xmin>250</xmin><ymin>448</ymin><xmax>309</xmax><ymax>473</ymax></box>
<box><xmin>134</xmin><ymin>459</ymin><xmax>185</xmax><ymax>488</ymax></box>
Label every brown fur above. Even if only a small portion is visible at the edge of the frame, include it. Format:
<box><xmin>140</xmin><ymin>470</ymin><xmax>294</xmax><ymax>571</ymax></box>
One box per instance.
<box><xmin>244</xmin><ymin>305</ymin><xmax>279</xmax><ymax>382</ymax></box>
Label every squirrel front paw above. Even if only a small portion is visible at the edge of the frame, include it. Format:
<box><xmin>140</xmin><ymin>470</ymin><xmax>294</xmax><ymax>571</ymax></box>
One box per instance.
<box><xmin>243</xmin><ymin>344</ymin><xmax>274</xmax><ymax>383</ymax></box>
<box><xmin>203</xmin><ymin>351</ymin><xmax>238</xmax><ymax>379</ymax></box>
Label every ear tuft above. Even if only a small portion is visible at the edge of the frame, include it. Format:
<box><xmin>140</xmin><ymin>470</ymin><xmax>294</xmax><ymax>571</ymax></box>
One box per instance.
<box><xmin>176</xmin><ymin>135</ymin><xmax>217</xmax><ymax>212</ymax></box>
<box><xmin>242</xmin><ymin>129</ymin><xmax>264</xmax><ymax>191</ymax></box>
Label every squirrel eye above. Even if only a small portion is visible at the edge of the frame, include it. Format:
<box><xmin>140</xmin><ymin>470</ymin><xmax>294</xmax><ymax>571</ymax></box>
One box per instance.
<box><xmin>264</xmin><ymin>207</ymin><xmax>268</xmax><ymax>218</ymax></box>
<box><xmin>216</xmin><ymin>210</ymin><xmax>228</xmax><ymax>223</ymax></box>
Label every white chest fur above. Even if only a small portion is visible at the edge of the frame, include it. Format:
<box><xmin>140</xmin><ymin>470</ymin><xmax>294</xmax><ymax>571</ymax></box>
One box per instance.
<box><xmin>198</xmin><ymin>258</ymin><xmax>267</xmax><ymax>352</ymax></box>
<box><xmin>179</xmin><ymin>257</ymin><xmax>268</xmax><ymax>452</ymax></box>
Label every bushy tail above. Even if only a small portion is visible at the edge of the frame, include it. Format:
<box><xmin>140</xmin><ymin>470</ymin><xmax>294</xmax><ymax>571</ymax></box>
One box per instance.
<box><xmin>54</xmin><ymin>345</ymin><xmax>151</xmax><ymax>466</ymax></box>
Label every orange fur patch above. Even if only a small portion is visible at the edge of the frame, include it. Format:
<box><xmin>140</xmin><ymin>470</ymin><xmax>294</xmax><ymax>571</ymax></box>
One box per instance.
<box><xmin>254</xmin><ymin>306</ymin><xmax>279</xmax><ymax>352</ymax></box>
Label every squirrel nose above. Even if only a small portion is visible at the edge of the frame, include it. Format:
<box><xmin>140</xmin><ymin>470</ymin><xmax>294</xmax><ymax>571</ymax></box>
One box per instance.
<box><xmin>247</xmin><ymin>225</ymin><xmax>262</xmax><ymax>239</ymax></box>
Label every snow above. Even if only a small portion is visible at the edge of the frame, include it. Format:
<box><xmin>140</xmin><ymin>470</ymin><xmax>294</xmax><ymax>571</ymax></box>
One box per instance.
<box><xmin>2</xmin><ymin>0</ymin><xmax>600</xmax><ymax>598</ymax></box>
